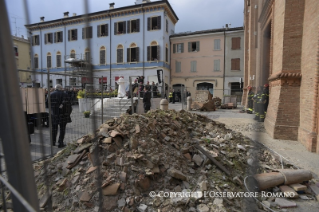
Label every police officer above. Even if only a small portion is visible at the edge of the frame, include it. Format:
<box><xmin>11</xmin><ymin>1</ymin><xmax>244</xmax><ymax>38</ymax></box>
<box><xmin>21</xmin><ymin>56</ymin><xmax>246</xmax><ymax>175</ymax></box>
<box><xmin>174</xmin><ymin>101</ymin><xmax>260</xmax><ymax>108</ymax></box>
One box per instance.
<box><xmin>246</xmin><ymin>86</ymin><xmax>254</xmax><ymax>114</ymax></box>
<box><xmin>259</xmin><ymin>84</ymin><xmax>269</xmax><ymax>122</ymax></box>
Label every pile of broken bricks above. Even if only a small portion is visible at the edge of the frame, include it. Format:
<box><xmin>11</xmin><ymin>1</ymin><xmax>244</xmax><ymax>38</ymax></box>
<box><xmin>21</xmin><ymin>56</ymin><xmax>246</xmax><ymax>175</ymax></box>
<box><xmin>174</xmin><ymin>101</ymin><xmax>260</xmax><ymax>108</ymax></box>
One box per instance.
<box><xmin>24</xmin><ymin>109</ymin><xmax>319</xmax><ymax>211</ymax></box>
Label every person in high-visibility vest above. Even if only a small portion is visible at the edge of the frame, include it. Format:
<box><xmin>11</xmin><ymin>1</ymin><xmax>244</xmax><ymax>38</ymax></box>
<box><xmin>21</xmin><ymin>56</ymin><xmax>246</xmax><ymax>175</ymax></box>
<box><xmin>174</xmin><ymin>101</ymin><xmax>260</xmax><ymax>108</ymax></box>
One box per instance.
<box><xmin>254</xmin><ymin>86</ymin><xmax>263</xmax><ymax>121</ymax></box>
<box><xmin>246</xmin><ymin>86</ymin><xmax>254</xmax><ymax>114</ymax></box>
<box><xmin>259</xmin><ymin>84</ymin><xmax>269</xmax><ymax>122</ymax></box>
<box><xmin>168</xmin><ymin>91</ymin><xmax>173</xmax><ymax>102</ymax></box>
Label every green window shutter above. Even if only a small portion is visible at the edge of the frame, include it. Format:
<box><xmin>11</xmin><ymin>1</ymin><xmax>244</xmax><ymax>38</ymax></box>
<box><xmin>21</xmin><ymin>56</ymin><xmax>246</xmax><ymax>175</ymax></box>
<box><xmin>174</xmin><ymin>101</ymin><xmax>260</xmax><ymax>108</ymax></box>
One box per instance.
<box><xmin>82</xmin><ymin>28</ymin><xmax>84</xmax><ymax>39</ymax></box>
<box><xmin>188</xmin><ymin>42</ymin><xmax>191</xmax><ymax>52</ymax></box>
<box><xmin>136</xmin><ymin>19</ymin><xmax>140</xmax><ymax>32</ymax></box>
<box><xmin>123</xmin><ymin>21</ymin><xmax>126</xmax><ymax>34</ymax></box>
<box><xmin>147</xmin><ymin>46</ymin><xmax>150</xmax><ymax>61</ymax></box>
<box><xmin>181</xmin><ymin>43</ymin><xmax>184</xmax><ymax>53</ymax></box>
<box><xmin>147</xmin><ymin>17</ymin><xmax>150</xmax><ymax>31</ymax></box>
<box><xmin>114</xmin><ymin>22</ymin><xmax>117</xmax><ymax>35</ymax></box>
<box><xmin>100</xmin><ymin>50</ymin><xmax>105</xmax><ymax>64</ymax></box>
<box><xmin>127</xmin><ymin>20</ymin><xmax>131</xmax><ymax>33</ymax></box>
<box><xmin>127</xmin><ymin>48</ymin><xmax>131</xmax><ymax>62</ymax></box>
<box><xmin>68</xmin><ymin>30</ymin><xmax>70</xmax><ymax>41</ymax></box>
<box><xmin>196</xmin><ymin>41</ymin><xmax>200</xmax><ymax>51</ymax></box>
<box><xmin>157</xmin><ymin>16</ymin><xmax>161</xmax><ymax>29</ymax></box>
<box><xmin>136</xmin><ymin>47</ymin><xmax>139</xmax><ymax>62</ymax></box>
<box><xmin>105</xmin><ymin>24</ymin><xmax>108</xmax><ymax>36</ymax></box>
<box><xmin>89</xmin><ymin>27</ymin><xmax>92</xmax><ymax>38</ymax></box>
<box><xmin>44</xmin><ymin>34</ymin><xmax>47</xmax><ymax>44</ymax></box>
<box><xmin>47</xmin><ymin>56</ymin><xmax>51</xmax><ymax>68</ymax></box>
<box><xmin>54</xmin><ymin>32</ymin><xmax>56</xmax><ymax>43</ymax></box>
<box><xmin>97</xmin><ymin>25</ymin><xmax>100</xmax><ymax>37</ymax></box>
<box><xmin>74</xmin><ymin>29</ymin><xmax>77</xmax><ymax>40</ymax></box>
<box><xmin>194</xmin><ymin>61</ymin><xmax>197</xmax><ymax>72</ymax></box>
<box><xmin>34</xmin><ymin>57</ymin><xmax>38</xmax><ymax>69</ymax></box>
<box><xmin>157</xmin><ymin>45</ymin><xmax>160</xmax><ymax>60</ymax></box>
<box><xmin>173</xmin><ymin>44</ymin><xmax>176</xmax><ymax>53</ymax></box>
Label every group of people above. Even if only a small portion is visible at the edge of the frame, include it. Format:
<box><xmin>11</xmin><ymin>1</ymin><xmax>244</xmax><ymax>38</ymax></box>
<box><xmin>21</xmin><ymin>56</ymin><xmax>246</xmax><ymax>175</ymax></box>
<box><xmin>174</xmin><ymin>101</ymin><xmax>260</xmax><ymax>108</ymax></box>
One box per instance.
<box><xmin>169</xmin><ymin>89</ymin><xmax>191</xmax><ymax>104</ymax></box>
<box><xmin>45</xmin><ymin>84</ymin><xmax>73</xmax><ymax>148</ymax></box>
<box><xmin>246</xmin><ymin>84</ymin><xmax>269</xmax><ymax>122</ymax></box>
<box><xmin>127</xmin><ymin>76</ymin><xmax>159</xmax><ymax>99</ymax></box>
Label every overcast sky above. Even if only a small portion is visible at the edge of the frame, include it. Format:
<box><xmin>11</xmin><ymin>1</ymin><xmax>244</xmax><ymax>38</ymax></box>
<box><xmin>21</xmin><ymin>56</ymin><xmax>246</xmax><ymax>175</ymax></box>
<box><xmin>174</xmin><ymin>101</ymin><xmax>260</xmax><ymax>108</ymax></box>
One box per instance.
<box><xmin>6</xmin><ymin>0</ymin><xmax>244</xmax><ymax>37</ymax></box>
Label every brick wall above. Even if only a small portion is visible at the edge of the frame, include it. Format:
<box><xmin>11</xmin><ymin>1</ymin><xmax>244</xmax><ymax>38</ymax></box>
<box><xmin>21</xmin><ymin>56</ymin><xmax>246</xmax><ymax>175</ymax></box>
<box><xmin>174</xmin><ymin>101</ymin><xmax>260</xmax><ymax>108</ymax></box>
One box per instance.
<box><xmin>299</xmin><ymin>0</ymin><xmax>319</xmax><ymax>152</ymax></box>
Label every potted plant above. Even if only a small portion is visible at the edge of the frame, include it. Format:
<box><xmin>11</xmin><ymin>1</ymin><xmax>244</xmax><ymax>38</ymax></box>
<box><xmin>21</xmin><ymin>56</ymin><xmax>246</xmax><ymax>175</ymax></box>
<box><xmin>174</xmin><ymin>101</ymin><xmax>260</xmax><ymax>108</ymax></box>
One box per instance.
<box><xmin>84</xmin><ymin>111</ymin><xmax>90</xmax><ymax>118</ymax></box>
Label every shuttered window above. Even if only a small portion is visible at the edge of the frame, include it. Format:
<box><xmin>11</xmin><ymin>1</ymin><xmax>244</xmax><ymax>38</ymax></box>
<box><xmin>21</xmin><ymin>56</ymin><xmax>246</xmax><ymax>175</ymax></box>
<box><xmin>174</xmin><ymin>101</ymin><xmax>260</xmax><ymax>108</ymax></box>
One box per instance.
<box><xmin>47</xmin><ymin>55</ymin><xmax>51</xmax><ymax>68</ymax></box>
<box><xmin>147</xmin><ymin>16</ymin><xmax>161</xmax><ymax>31</ymax></box>
<box><xmin>114</xmin><ymin>21</ymin><xmax>126</xmax><ymax>35</ymax></box>
<box><xmin>97</xmin><ymin>24</ymin><xmax>108</xmax><ymax>37</ymax></box>
<box><xmin>214</xmin><ymin>59</ymin><xmax>220</xmax><ymax>71</ymax></box>
<box><xmin>231</xmin><ymin>58</ymin><xmax>240</xmax><ymax>70</ymax></box>
<box><xmin>214</xmin><ymin>39</ymin><xmax>221</xmax><ymax>50</ymax></box>
<box><xmin>56</xmin><ymin>54</ymin><xmax>61</xmax><ymax>67</ymax></box>
<box><xmin>166</xmin><ymin>19</ymin><xmax>168</xmax><ymax>33</ymax></box>
<box><xmin>34</xmin><ymin>57</ymin><xmax>38</xmax><ymax>69</ymax></box>
<box><xmin>54</xmin><ymin>31</ymin><xmax>63</xmax><ymax>43</ymax></box>
<box><xmin>44</xmin><ymin>33</ymin><xmax>53</xmax><ymax>44</ymax></box>
<box><xmin>188</xmin><ymin>41</ymin><xmax>200</xmax><ymax>52</ymax></box>
<box><xmin>100</xmin><ymin>50</ymin><xmax>106</xmax><ymax>64</ymax></box>
<box><xmin>82</xmin><ymin>26</ymin><xmax>93</xmax><ymax>39</ymax></box>
<box><xmin>165</xmin><ymin>47</ymin><xmax>168</xmax><ymax>63</ymax></box>
<box><xmin>147</xmin><ymin>45</ymin><xmax>160</xmax><ymax>61</ymax></box>
<box><xmin>32</xmin><ymin>35</ymin><xmax>39</xmax><ymax>46</ymax></box>
<box><xmin>68</xmin><ymin>29</ymin><xmax>77</xmax><ymax>41</ymax></box>
<box><xmin>175</xmin><ymin>61</ymin><xmax>181</xmax><ymax>73</ymax></box>
<box><xmin>117</xmin><ymin>49</ymin><xmax>123</xmax><ymax>63</ymax></box>
<box><xmin>231</xmin><ymin>37</ymin><xmax>241</xmax><ymax>50</ymax></box>
<box><xmin>190</xmin><ymin>61</ymin><xmax>197</xmax><ymax>72</ymax></box>
<box><xmin>127</xmin><ymin>19</ymin><xmax>140</xmax><ymax>33</ymax></box>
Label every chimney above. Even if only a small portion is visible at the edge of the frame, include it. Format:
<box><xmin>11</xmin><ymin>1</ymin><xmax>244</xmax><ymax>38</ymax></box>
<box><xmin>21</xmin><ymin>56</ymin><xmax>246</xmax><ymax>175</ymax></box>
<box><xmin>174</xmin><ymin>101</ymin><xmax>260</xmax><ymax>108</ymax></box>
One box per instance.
<box><xmin>225</xmin><ymin>24</ymin><xmax>229</xmax><ymax>30</ymax></box>
<box><xmin>40</xmin><ymin>16</ymin><xmax>45</xmax><ymax>22</ymax></box>
<box><xmin>109</xmin><ymin>3</ymin><xmax>115</xmax><ymax>9</ymax></box>
<box><xmin>64</xmin><ymin>12</ymin><xmax>69</xmax><ymax>18</ymax></box>
<box><xmin>73</xmin><ymin>13</ymin><xmax>77</xmax><ymax>16</ymax></box>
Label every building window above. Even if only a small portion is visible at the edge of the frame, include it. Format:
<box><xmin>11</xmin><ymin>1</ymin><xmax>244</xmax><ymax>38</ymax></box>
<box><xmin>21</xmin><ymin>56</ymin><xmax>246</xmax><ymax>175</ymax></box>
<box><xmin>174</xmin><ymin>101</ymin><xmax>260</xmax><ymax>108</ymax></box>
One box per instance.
<box><xmin>56</xmin><ymin>79</ymin><xmax>62</xmax><ymax>86</ymax></box>
<box><xmin>114</xmin><ymin>21</ymin><xmax>126</xmax><ymax>35</ymax></box>
<box><xmin>173</xmin><ymin>43</ymin><xmax>184</xmax><ymax>53</ymax></box>
<box><xmin>54</xmin><ymin>31</ymin><xmax>63</xmax><ymax>43</ymax></box>
<box><xmin>44</xmin><ymin>33</ymin><xmax>53</xmax><ymax>44</ymax></box>
<box><xmin>188</xmin><ymin>41</ymin><xmax>200</xmax><ymax>52</ymax></box>
<box><xmin>165</xmin><ymin>47</ymin><xmax>168</xmax><ymax>63</ymax></box>
<box><xmin>166</xmin><ymin>19</ymin><xmax>168</xmax><ymax>33</ymax></box>
<box><xmin>14</xmin><ymin>46</ymin><xmax>18</xmax><ymax>56</ymax></box>
<box><xmin>117</xmin><ymin>44</ymin><xmax>124</xmax><ymax>63</ymax></box>
<box><xmin>70</xmin><ymin>50</ymin><xmax>75</xmax><ymax>58</ymax></box>
<box><xmin>100</xmin><ymin>46</ymin><xmax>106</xmax><ymax>64</ymax></box>
<box><xmin>68</xmin><ymin>29</ymin><xmax>78</xmax><ymax>41</ymax></box>
<box><xmin>32</xmin><ymin>35</ymin><xmax>39</xmax><ymax>46</ymax></box>
<box><xmin>231</xmin><ymin>58</ymin><xmax>240</xmax><ymax>70</ymax></box>
<box><xmin>47</xmin><ymin>53</ymin><xmax>51</xmax><ymax>68</ymax></box>
<box><xmin>85</xmin><ymin>48</ymin><xmax>90</xmax><ymax>62</ymax></box>
<box><xmin>34</xmin><ymin>54</ymin><xmax>38</xmax><ymax>69</ymax></box>
<box><xmin>56</xmin><ymin>52</ymin><xmax>62</xmax><ymax>68</ymax></box>
<box><xmin>97</xmin><ymin>24</ymin><xmax>108</xmax><ymax>37</ymax></box>
<box><xmin>214</xmin><ymin>39</ymin><xmax>221</xmax><ymax>50</ymax></box>
<box><xmin>214</xmin><ymin>59</ymin><xmax>220</xmax><ymax>71</ymax></box>
<box><xmin>232</xmin><ymin>37</ymin><xmax>241</xmax><ymax>50</ymax></box>
<box><xmin>127</xmin><ymin>19</ymin><xmax>140</xmax><ymax>33</ymax></box>
<box><xmin>147</xmin><ymin>41</ymin><xmax>160</xmax><ymax>61</ymax></box>
<box><xmin>82</xmin><ymin>26</ymin><xmax>93</xmax><ymax>39</ymax></box>
<box><xmin>190</xmin><ymin>61</ymin><xmax>197</xmax><ymax>72</ymax></box>
<box><xmin>69</xmin><ymin>78</ymin><xmax>76</xmax><ymax>86</ymax></box>
<box><xmin>127</xmin><ymin>43</ymin><xmax>139</xmax><ymax>62</ymax></box>
<box><xmin>147</xmin><ymin>16</ymin><xmax>161</xmax><ymax>31</ymax></box>
<box><xmin>175</xmin><ymin>61</ymin><xmax>181</xmax><ymax>73</ymax></box>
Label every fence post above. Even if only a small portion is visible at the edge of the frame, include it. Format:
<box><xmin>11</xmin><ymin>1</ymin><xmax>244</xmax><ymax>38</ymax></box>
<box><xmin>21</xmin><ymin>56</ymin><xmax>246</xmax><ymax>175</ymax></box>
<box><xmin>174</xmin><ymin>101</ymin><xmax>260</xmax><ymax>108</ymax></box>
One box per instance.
<box><xmin>101</xmin><ymin>76</ymin><xmax>103</xmax><ymax>124</ymax></box>
<box><xmin>47</xmin><ymin>70</ymin><xmax>53</xmax><ymax>157</ymax></box>
<box><xmin>0</xmin><ymin>0</ymin><xmax>40</xmax><ymax>210</ymax></box>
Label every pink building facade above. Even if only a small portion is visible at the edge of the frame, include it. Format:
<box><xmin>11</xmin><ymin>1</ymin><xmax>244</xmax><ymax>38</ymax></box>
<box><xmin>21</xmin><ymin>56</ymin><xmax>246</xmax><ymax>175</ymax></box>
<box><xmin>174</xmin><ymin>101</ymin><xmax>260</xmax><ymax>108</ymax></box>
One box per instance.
<box><xmin>170</xmin><ymin>27</ymin><xmax>243</xmax><ymax>99</ymax></box>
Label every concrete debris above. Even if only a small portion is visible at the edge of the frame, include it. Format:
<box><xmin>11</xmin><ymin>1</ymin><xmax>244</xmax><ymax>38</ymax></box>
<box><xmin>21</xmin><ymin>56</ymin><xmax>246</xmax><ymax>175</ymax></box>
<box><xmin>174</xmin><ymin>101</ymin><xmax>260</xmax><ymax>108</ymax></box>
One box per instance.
<box><xmin>29</xmin><ymin>109</ymin><xmax>318</xmax><ymax>211</ymax></box>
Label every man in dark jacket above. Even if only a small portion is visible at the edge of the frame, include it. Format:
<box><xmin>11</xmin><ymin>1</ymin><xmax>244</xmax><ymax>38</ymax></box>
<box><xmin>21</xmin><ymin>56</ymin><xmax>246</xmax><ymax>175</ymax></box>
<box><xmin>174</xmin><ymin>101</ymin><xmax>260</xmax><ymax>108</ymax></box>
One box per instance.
<box><xmin>47</xmin><ymin>84</ymin><xmax>72</xmax><ymax>148</ymax></box>
<box><xmin>143</xmin><ymin>86</ymin><xmax>152</xmax><ymax>113</ymax></box>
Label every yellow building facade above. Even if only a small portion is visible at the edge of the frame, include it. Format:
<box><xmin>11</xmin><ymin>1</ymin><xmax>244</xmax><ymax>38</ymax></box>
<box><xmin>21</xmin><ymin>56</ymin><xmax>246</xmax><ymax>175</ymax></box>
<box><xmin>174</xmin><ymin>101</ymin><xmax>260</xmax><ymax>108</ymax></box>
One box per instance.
<box><xmin>12</xmin><ymin>35</ymin><xmax>32</xmax><ymax>85</ymax></box>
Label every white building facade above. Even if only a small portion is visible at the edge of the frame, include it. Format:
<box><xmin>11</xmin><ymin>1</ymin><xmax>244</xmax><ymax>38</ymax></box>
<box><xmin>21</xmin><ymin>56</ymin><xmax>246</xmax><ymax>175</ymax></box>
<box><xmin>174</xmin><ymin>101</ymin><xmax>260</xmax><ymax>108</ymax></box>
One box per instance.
<box><xmin>25</xmin><ymin>0</ymin><xmax>178</xmax><ymax>89</ymax></box>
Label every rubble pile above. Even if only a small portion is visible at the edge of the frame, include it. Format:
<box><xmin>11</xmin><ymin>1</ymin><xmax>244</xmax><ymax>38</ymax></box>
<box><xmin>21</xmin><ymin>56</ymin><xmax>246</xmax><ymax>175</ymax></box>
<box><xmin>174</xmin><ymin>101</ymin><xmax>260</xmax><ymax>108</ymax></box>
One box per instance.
<box><xmin>32</xmin><ymin>109</ymin><xmax>318</xmax><ymax>211</ymax></box>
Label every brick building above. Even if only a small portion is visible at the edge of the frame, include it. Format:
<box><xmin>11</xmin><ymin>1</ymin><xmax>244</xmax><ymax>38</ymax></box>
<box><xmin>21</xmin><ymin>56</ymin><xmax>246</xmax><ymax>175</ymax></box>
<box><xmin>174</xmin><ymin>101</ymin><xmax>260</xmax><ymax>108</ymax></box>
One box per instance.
<box><xmin>243</xmin><ymin>0</ymin><xmax>319</xmax><ymax>153</ymax></box>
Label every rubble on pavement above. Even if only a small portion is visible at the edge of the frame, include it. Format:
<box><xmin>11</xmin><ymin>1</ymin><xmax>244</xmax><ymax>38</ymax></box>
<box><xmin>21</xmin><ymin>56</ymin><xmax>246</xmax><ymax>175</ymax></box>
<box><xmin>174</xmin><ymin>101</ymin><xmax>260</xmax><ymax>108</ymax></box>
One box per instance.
<box><xmin>29</xmin><ymin>109</ymin><xmax>319</xmax><ymax>211</ymax></box>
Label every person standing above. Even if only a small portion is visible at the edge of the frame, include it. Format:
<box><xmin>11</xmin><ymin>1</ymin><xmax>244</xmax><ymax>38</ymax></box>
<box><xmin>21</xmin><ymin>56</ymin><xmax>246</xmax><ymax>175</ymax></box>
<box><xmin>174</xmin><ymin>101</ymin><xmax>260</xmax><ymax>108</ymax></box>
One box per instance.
<box><xmin>151</xmin><ymin>81</ymin><xmax>157</xmax><ymax>98</ymax></box>
<box><xmin>143</xmin><ymin>86</ymin><xmax>151</xmax><ymax>113</ymax></box>
<box><xmin>246</xmin><ymin>86</ymin><xmax>254</xmax><ymax>114</ymax></box>
<box><xmin>259</xmin><ymin>84</ymin><xmax>269</xmax><ymax>122</ymax></box>
<box><xmin>47</xmin><ymin>84</ymin><xmax>72</xmax><ymax>148</ymax></box>
<box><xmin>254</xmin><ymin>86</ymin><xmax>263</xmax><ymax>121</ymax></box>
<box><xmin>172</xmin><ymin>89</ymin><xmax>176</xmax><ymax>104</ymax></box>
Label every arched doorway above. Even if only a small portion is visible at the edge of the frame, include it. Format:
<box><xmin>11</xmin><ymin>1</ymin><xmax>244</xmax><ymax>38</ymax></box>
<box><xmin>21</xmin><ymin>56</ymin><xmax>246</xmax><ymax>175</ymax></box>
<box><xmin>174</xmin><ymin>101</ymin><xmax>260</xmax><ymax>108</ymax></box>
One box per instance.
<box><xmin>197</xmin><ymin>82</ymin><xmax>214</xmax><ymax>95</ymax></box>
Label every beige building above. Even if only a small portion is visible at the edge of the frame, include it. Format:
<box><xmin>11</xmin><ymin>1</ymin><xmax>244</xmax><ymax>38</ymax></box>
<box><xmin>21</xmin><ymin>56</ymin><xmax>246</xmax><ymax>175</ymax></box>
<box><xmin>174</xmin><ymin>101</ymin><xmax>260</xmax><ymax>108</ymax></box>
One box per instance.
<box><xmin>224</xmin><ymin>28</ymin><xmax>244</xmax><ymax>102</ymax></box>
<box><xmin>170</xmin><ymin>27</ymin><xmax>243</xmax><ymax>100</ymax></box>
<box><xmin>12</xmin><ymin>35</ymin><xmax>32</xmax><ymax>85</ymax></box>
